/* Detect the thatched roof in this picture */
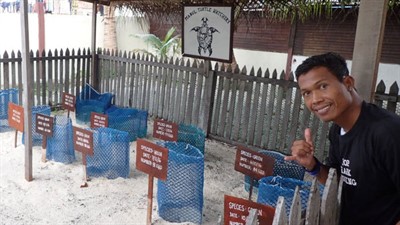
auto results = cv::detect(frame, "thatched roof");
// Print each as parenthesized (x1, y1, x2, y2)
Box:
(109, 0, 400, 23)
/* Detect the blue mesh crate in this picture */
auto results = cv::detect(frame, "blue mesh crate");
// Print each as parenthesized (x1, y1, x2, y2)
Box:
(86, 127, 130, 179)
(106, 106, 148, 142)
(46, 116, 75, 164)
(157, 141, 204, 225)
(177, 124, 206, 154)
(75, 84, 114, 125)
(257, 176, 324, 216)
(244, 150, 305, 191)
(22, 105, 51, 146)
(0, 88, 19, 132)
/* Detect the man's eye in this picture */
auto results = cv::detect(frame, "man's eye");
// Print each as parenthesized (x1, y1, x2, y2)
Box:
(302, 91, 310, 97)
(320, 84, 327, 89)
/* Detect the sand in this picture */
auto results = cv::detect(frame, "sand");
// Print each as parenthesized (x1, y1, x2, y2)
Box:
(0, 112, 249, 225)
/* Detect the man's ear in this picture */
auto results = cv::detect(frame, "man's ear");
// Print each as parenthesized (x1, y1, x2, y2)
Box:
(343, 75, 355, 90)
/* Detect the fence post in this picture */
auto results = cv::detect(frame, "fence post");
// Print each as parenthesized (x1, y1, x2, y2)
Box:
(245, 208, 259, 225)
(305, 178, 320, 225)
(320, 168, 339, 225)
(374, 80, 385, 107)
(199, 60, 216, 134)
(272, 196, 288, 225)
(387, 82, 399, 113)
(289, 186, 302, 225)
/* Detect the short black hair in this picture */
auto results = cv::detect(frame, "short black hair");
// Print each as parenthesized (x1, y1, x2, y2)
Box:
(295, 52, 349, 81)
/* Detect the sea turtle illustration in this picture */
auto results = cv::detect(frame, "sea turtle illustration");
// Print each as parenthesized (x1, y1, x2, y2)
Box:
(191, 17, 219, 56)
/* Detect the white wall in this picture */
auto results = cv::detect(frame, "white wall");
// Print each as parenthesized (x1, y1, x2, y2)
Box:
(0, 13, 104, 53)
(292, 55, 400, 93)
(231, 49, 399, 94)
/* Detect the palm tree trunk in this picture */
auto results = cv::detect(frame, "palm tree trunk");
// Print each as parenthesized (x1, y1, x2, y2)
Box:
(103, 4, 117, 51)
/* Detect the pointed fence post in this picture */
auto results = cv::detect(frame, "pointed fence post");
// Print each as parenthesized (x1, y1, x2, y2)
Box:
(272, 196, 288, 225)
(305, 178, 320, 225)
(320, 168, 339, 225)
(289, 186, 302, 225)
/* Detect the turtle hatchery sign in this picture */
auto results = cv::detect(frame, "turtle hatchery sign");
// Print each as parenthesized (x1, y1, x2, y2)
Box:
(153, 119, 178, 142)
(8, 102, 24, 132)
(136, 139, 169, 181)
(234, 146, 274, 181)
(62, 92, 75, 112)
(182, 4, 234, 62)
(224, 195, 275, 225)
(35, 113, 54, 137)
(90, 112, 108, 128)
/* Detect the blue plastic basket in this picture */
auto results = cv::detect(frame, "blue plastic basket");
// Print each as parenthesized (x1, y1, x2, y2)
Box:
(106, 106, 148, 142)
(244, 149, 305, 191)
(257, 176, 324, 215)
(75, 84, 114, 125)
(0, 88, 19, 132)
(46, 116, 75, 164)
(86, 127, 130, 179)
(157, 141, 204, 225)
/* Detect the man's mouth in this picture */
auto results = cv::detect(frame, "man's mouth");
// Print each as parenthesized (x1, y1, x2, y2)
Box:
(313, 104, 331, 115)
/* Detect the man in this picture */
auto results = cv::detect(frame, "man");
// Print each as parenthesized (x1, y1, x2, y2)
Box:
(284, 52, 400, 225)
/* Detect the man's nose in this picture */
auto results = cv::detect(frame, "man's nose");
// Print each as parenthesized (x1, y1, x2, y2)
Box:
(312, 91, 323, 103)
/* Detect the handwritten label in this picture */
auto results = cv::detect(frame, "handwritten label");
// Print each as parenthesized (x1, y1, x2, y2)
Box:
(152, 119, 178, 141)
(234, 146, 274, 180)
(73, 126, 93, 155)
(62, 92, 76, 112)
(8, 102, 24, 132)
(90, 112, 108, 128)
(35, 113, 54, 136)
(224, 195, 275, 225)
(136, 139, 168, 180)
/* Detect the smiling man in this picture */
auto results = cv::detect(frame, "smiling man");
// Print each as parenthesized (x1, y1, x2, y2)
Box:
(285, 52, 400, 225)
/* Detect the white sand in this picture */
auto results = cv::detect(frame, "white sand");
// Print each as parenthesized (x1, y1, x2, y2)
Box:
(0, 112, 249, 225)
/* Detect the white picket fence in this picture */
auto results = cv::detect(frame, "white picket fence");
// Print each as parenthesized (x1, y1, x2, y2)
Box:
(246, 168, 342, 225)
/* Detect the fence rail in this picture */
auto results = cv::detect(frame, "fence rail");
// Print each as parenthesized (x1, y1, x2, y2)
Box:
(1, 49, 399, 160)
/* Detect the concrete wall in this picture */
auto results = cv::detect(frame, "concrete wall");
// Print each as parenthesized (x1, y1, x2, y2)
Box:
(0, 13, 104, 53)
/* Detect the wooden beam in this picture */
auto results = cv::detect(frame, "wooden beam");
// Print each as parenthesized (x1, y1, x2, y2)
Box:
(20, 0, 34, 181)
(351, 0, 389, 102)
(91, 1, 99, 90)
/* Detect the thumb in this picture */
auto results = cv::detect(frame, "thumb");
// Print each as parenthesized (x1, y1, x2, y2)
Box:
(304, 128, 312, 144)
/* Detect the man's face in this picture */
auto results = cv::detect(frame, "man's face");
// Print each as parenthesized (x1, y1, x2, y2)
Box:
(298, 66, 353, 123)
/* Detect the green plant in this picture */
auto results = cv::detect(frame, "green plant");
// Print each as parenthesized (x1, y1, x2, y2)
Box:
(131, 27, 181, 59)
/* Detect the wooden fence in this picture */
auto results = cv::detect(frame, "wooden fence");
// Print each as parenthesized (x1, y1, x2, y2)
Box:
(0, 49, 91, 107)
(1, 49, 399, 160)
(245, 169, 342, 225)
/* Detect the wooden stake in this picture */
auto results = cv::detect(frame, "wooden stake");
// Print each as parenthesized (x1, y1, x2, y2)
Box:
(41, 136, 47, 162)
(248, 179, 254, 201)
(147, 175, 154, 225)
(80, 153, 88, 188)
(14, 130, 18, 148)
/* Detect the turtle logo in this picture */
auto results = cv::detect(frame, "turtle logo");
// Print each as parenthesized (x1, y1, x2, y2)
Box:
(191, 17, 219, 56)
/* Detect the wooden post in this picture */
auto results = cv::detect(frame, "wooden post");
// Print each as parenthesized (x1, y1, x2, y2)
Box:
(20, 0, 34, 182)
(147, 175, 154, 225)
(41, 136, 47, 162)
(351, 0, 389, 102)
(80, 153, 89, 188)
(248, 179, 254, 201)
(200, 60, 216, 135)
(14, 130, 18, 148)
(91, 1, 99, 90)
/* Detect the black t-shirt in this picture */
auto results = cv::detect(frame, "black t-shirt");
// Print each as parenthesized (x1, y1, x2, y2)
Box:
(327, 102, 400, 225)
